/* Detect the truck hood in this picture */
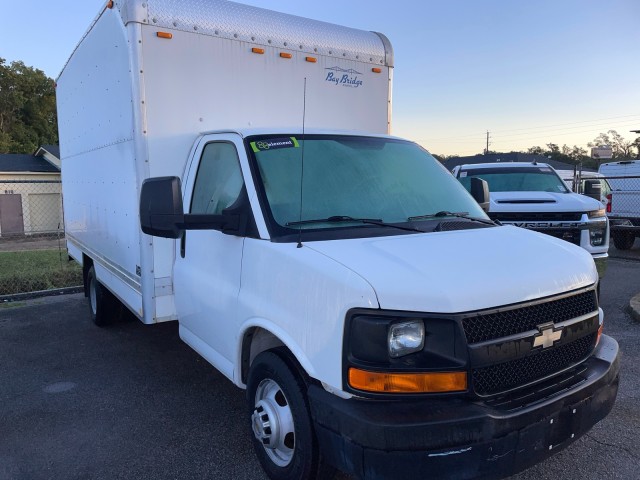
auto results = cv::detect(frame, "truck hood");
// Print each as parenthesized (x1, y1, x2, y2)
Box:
(306, 226, 597, 313)
(490, 191, 602, 213)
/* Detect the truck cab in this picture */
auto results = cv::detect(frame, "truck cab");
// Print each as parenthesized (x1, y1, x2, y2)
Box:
(140, 131, 619, 480)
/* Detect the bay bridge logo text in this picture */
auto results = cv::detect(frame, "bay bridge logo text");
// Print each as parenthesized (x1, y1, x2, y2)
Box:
(325, 67, 364, 88)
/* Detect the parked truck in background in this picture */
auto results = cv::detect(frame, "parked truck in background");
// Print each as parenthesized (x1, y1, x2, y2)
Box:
(556, 169, 611, 207)
(452, 162, 609, 278)
(599, 160, 640, 250)
(56, 1, 620, 479)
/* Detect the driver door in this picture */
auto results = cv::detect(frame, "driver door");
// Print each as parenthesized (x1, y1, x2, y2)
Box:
(173, 134, 246, 380)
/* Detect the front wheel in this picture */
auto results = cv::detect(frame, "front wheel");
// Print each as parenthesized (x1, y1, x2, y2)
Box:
(247, 351, 334, 480)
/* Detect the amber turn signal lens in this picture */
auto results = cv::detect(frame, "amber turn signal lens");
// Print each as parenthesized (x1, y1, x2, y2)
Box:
(348, 368, 467, 393)
(596, 323, 604, 346)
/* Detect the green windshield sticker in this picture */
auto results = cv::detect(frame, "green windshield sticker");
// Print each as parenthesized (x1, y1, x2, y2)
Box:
(250, 137, 299, 153)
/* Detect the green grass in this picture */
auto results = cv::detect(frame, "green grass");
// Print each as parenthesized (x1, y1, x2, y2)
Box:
(0, 250, 83, 296)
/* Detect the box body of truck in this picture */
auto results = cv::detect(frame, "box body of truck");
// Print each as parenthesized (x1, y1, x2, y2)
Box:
(57, 0, 393, 324)
(58, 2, 619, 480)
(598, 160, 640, 250)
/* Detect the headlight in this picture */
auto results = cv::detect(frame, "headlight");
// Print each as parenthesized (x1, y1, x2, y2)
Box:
(590, 228, 606, 246)
(588, 208, 606, 218)
(388, 320, 425, 358)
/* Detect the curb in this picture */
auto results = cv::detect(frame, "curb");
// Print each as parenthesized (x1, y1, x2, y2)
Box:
(631, 292, 640, 323)
(0, 286, 84, 304)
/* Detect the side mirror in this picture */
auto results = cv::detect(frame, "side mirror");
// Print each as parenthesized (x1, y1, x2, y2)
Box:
(140, 176, 186, 239)
(583, 179, 602, 201)
(140, 176, 242, 238)
(470, 177, 490, 212)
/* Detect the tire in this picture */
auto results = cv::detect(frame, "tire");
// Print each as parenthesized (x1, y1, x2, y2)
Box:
(247, 351, 335, 480)
(86, 266, 114, 326)
(612, 231, 635, 250)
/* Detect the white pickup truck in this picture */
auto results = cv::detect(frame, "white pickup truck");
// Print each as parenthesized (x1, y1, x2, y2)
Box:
(452, 162, 609, 277)
(56, 1, 619, 479)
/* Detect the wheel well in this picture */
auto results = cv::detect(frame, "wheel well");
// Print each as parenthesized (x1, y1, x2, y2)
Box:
(242, 328, 299, 384)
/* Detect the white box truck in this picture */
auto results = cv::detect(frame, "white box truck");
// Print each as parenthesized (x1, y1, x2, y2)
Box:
(599, 160, 640, 250)
(57, 1, 620, 479)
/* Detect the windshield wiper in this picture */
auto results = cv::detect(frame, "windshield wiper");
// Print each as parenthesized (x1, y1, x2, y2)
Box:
(286, 216, 424, 232)
(408, 211, 497, 226)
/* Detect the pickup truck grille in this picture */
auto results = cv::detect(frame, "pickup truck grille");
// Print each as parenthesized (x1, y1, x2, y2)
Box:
(541, 229, 582, 245)
(462, 290, 597, 344)
(472, 332, 597, 396)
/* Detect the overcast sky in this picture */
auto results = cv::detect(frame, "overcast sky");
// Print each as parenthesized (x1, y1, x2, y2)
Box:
(1, 0, 638, 156)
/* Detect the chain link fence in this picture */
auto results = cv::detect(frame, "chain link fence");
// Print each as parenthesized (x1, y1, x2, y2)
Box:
(0, 180, 82, 297)
(569, 173, 640, 251)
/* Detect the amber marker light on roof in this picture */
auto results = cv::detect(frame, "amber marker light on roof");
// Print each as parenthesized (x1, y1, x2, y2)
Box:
(107, 1, 114, 8)
(305, 57, 317, 63)
(279, 52, 293, 59)
(252, 48, 265, 54)
(372, 67, 382, 73)
(156, 32, 173, 39)
(348, 368, 467, 394)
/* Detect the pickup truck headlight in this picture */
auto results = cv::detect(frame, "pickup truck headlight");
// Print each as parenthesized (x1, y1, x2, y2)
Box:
(388, 320, 425, 358)
(588, 208, 606, 218)
(590, 228, 606, 246)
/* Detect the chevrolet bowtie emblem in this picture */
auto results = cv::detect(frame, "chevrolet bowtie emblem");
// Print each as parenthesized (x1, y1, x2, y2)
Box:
(533, 323, 563, 349)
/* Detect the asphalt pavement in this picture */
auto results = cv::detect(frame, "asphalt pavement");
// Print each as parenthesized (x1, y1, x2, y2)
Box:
(1, 257, 639, 480)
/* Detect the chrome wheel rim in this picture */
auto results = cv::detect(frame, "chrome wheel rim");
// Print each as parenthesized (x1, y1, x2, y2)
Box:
(251, 378, 295, 467)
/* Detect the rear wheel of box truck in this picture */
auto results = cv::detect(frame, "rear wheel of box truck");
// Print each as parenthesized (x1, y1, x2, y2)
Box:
(247, 351, 335, 480)
(87, 266, 116, 327)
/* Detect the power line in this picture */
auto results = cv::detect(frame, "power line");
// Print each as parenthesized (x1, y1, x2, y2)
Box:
(418, 113, 640, 142)
(490, 121, 640, 140)
(490, 114, 640, 134)
(494, 122, 640, 144)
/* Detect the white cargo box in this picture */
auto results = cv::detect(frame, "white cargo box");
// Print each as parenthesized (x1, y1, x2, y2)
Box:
(57, 0, 393, 324)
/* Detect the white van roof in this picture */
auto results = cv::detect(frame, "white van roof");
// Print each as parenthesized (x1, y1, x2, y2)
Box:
(599, 160, 640, 176)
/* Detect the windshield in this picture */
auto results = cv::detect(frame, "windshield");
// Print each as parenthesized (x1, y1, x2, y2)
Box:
(247, 135, 488, 239)
(458, 166, 570, 193)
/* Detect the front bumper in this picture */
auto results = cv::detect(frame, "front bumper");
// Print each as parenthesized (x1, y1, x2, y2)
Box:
(593, 253, 608, 278)
(309, 335, 619, 480)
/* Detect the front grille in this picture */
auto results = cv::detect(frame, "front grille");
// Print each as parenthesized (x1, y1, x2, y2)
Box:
(462, 290, 597, 344)
(472, 333, 597, 396)
(489, 211, 582, 222)
(483, 364, 588, 411)
(541, 229, 581, 245)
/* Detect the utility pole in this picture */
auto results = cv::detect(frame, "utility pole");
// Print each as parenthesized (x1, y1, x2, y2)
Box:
(485, 131, 491, 154)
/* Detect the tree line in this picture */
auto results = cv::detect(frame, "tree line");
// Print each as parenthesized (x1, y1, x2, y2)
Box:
(525, 130, 640, 168)
(0, 58, 58, 154)
(435, 129, 640, 168)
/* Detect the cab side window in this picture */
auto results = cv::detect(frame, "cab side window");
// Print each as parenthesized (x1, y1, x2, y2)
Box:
(190, 142, 244, 214)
